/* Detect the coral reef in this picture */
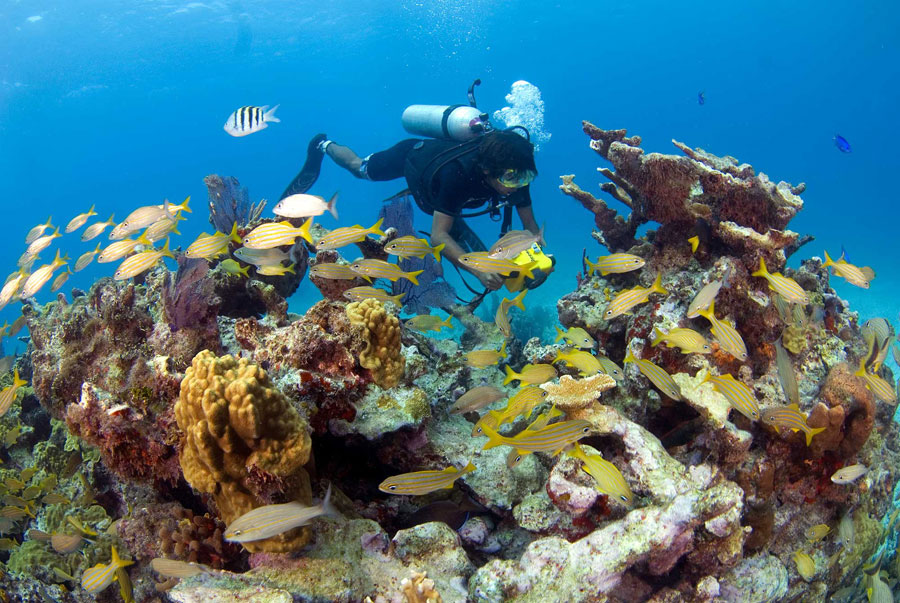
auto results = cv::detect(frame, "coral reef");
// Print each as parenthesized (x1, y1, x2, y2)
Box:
(346, 298, 405, 389)
(174, 350, 312, 552)
(204, 174, 265, 233)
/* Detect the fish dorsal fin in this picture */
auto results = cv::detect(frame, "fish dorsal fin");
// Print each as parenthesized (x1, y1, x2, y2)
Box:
(787, 403, 801, 413)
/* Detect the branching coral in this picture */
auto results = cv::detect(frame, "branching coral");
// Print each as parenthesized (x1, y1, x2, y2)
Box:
(540, 374, 616, 410)
(174, 350, 312, 552)
(346, 299, 405, 389)
(561, 122, 806, 266)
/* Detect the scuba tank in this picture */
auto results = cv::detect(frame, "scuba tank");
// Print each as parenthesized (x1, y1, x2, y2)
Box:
(401, 104, 489, 141)
(401, 79, 491, 141)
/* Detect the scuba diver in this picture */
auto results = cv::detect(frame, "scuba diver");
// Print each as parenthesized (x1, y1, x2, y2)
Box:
(281, 82, 553, 293)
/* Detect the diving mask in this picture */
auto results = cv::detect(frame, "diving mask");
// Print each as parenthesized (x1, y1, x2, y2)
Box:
(497, 169, 536, 189)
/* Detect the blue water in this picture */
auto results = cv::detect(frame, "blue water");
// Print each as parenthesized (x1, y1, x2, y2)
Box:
(1, 1, 898, 339)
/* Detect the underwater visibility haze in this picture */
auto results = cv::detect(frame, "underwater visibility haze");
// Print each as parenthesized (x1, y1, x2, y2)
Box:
(1, 1, 900, 601)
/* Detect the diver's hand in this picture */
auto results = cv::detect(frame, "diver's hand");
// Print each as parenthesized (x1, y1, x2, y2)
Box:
(474, 271, 504, 291)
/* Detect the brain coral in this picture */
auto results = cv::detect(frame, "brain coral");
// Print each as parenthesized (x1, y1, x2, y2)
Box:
(174, 350, 312, 552)
(346, 298, 404, 389)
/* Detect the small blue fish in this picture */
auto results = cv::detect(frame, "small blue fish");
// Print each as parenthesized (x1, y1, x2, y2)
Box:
(834, 134, 851, 153)
(698, 91, 705, 105)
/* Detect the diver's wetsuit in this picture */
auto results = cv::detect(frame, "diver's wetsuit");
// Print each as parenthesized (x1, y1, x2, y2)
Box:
(365, 138, 532, 215)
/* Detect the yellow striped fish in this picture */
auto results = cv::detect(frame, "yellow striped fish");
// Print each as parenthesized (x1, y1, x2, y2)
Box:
(703, 373, 759, 421)
(110, 199, 179, 239)
(143, 212, 186, 242)
(506, 406, 566, 467)
(379, 462, 476, 495)
(50, 269, 72, 292)
(585, 253, 645, 276)
(243, 219, 313, 249)
(0, 369, 28, 418)
(309, 262, 360, 280)
(568, 444, 633, 506)
(81, 546, 133, 594)
(459, 252, 535, 278)
(503, 363, 558, 386)
(496, 290, 527, 337)
(604, 273, 667, 320)
(81, 214, 115, 242)
(752, 257, 809, 304)
(342, 286, 406, 305)
(17, 250, 38, 271)
(74, 243, 102, 272)
(831, 464, 867, 485)
(65, 204, 97, 233)
(225, 484, 335, 543)
(651, 327, 711, 354)
(25, 227, 61, 257)
(316, 218, 385, 251)
(0, 271, 27, 308)
(466, 341, 507, 368)
(487, 228, 544, 260)
(98, 233, 153, 263)
(695, 301, 748, 361)
(855, 357, 896, 404)
(113, 239, 174, 281)
(792, 551, 815, 581)
(493, 386, 549, 426)
(20, 251, 69, 299)
(480, 420, 592, 458)
(553, 349, 603, 376)
(760, 404, 825, 446)
(823, 250, 874, 289)
(554, 326, 595, 349)
(597, 355, 624, 381)
(256, 263, 295, 276)
(384, 236, 444, 262)
(405, 314, 453, 333)
(25, 216, 53, 245)
(472, 408, 502, 436)
(185, 222, 243, 260)
(349, 259, 423, 284)
(623, 351, 682, 400)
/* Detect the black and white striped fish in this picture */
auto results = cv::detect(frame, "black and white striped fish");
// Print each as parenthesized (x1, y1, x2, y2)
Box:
(223, 104, 280, 137)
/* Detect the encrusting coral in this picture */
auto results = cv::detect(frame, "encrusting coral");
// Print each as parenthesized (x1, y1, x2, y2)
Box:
(174, 350, 312, 552)
(346, 298, 405, 389)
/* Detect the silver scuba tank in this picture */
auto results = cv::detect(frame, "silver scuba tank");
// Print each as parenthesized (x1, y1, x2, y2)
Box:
(401, 104, 489, 141)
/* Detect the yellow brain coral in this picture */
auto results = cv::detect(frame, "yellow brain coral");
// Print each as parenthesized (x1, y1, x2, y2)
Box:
(346, 298, 404, 389)
(175, 350, 312, 552)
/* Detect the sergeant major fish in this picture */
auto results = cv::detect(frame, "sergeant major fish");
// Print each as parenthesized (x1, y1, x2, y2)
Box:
(224, 104, 281, 137)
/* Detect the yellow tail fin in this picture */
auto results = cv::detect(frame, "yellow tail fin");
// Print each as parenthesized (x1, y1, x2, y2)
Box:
(806, 426, 826, 446)
(503, 365, 519, 386)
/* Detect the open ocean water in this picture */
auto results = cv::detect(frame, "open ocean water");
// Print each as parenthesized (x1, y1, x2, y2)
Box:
(1, 0, 898, 358)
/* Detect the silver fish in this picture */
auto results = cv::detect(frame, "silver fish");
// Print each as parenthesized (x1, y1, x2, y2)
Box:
(224, 484, 335, 543)
(775, 337, 799, 405)
(150, 558, 213, 578)
(831, 464, 867, 485)
(487, 226, 544, 260)
(450, 386, 505, 414)
(224, 104, 280, 137)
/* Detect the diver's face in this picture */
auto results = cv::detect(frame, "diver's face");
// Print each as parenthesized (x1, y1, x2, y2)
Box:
(483, 170, 520, 196)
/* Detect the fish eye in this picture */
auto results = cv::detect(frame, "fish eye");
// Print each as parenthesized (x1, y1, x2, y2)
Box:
(388, 485, 397, 490)
(620, 495, 628, 501)
(233, 529, 242, 535)
(541, 391, 548, 397)
(582, 427, 590, 433)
